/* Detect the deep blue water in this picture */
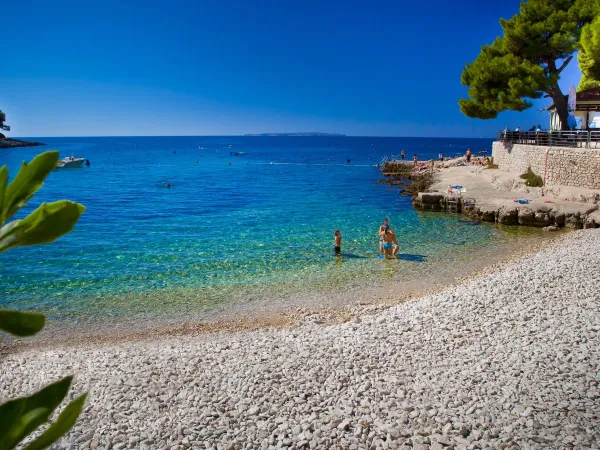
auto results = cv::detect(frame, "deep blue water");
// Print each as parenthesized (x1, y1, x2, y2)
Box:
(1, 136, 507, 322)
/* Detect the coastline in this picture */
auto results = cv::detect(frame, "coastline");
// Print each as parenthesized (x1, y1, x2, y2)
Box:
(5, 227, 564, 352)
(2, 229, 598, 449)
(389, 158, 600, 229)
(0, 137, 45, 149)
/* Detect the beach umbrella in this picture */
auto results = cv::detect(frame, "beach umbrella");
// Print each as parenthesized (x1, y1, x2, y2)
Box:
(567, 85, 577, 129)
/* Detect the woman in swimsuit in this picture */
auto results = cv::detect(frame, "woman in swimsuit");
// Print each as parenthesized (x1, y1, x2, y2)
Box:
(378, 219, 389, 255)
(379, 224, 399, 259)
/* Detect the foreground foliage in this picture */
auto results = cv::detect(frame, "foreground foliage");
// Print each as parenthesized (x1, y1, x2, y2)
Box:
(0, 151, 87, 449)
(460, 0, 599, 129)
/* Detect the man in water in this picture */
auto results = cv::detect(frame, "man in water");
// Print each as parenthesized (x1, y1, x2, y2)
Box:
(334, 229, 342, 255)
(379, 224, 399, 259)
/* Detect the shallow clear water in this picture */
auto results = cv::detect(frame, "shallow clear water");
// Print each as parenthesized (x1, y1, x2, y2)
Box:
(1, 136, 524, 323)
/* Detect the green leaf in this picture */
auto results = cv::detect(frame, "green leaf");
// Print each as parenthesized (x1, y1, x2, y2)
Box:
(23, 394, 87, 450)
(1, 151, 59, 224)
(0, 377, 72, 450)
(0, 200, 85, 254)
(0, 166, 8, 224)
(0, 310, 45, 336)
(0, 406, 51, 450)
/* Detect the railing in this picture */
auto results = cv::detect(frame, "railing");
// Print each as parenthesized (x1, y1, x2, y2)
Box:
(497, 130, 600, 148)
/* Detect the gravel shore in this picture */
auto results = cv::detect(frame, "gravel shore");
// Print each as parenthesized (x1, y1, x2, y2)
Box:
(2, 230, 599, 450)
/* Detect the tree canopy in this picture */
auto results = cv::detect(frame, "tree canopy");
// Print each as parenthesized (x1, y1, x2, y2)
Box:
(0, 110, 10, 132)
(578, 14, 600, 91)
(459, 0, 599, 130)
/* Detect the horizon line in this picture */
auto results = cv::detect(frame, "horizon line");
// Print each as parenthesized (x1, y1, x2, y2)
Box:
(8, 134, 496, 139)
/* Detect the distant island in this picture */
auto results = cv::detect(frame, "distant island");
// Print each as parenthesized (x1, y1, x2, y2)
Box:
(244, 132, 346, 137)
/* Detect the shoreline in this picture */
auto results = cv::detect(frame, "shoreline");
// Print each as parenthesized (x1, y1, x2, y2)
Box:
(2, 229, 598, 449)
(0, 137, 45, 149)
(384, 157, 600, 229)
(4, 228, 566, 353)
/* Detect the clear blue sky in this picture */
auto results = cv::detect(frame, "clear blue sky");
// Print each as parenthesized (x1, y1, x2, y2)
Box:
(2, 0, 583, 138)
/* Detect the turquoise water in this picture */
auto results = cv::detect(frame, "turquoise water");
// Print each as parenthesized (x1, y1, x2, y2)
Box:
(1, 136, 518, 323)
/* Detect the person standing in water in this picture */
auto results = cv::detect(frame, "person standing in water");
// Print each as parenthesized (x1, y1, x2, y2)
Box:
(334, 230, 342, 255)
(379, 224, 399, 259)
(378, 219, 389, 255)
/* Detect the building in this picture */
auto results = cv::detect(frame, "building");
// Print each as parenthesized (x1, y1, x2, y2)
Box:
(549, 87, 600, 130)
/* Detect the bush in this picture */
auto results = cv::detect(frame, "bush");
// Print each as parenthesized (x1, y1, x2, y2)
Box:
(520, 167, 543, 187)
(486, 157, 499, 169)
(0, 151, 87, 449)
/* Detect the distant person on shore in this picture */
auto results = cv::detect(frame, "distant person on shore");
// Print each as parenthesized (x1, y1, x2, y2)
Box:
(334, 230, 342, 255)
(465, 148, 472, 163)
(401, 149, 405, 160)
(438, 152, 444, 161)
(379, 224, 399, 259)
(413, 154, 418, 167)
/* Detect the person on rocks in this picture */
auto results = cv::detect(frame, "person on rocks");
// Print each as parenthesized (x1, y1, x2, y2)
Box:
(379, 223, 399, 259)
(413, 154, 418, 168)
(401, 149, 405, 160)
(465, 148, 472, 163)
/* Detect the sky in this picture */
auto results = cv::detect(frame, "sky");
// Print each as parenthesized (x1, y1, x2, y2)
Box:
(1, 0, 584, 138)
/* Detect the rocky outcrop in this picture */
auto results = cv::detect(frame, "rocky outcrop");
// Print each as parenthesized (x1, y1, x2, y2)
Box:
(0, 138, 44, 149)
(414, 195, 600, 229)
(412, 193, 444, 211)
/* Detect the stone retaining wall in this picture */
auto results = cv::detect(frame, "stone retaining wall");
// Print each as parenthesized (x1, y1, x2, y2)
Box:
(492, 141, 600, 189)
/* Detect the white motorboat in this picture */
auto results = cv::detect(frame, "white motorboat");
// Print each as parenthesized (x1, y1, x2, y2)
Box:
(56, 156, 89, 168)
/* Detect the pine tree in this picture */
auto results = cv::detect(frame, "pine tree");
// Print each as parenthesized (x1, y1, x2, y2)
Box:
(459, 0, 599, 130)
(578, 15, 600, 91)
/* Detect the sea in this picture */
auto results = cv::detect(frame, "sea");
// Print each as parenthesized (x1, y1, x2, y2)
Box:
(1, 136, 540, 328)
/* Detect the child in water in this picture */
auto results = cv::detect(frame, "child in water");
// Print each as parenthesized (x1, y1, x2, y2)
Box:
(334, 230, 342, 255)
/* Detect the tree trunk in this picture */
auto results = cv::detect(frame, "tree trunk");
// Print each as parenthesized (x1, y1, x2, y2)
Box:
(549, 84, 569, 131)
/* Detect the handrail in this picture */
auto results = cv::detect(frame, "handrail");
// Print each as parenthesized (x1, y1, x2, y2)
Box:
(497, 130, 600, 148)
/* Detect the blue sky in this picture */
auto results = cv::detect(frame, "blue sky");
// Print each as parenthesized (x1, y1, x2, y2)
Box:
(2, 0, 583, 138)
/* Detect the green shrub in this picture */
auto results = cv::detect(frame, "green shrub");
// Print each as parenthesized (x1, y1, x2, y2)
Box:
(520, 167, 543, 187)
(0, 151, 87, 449)
(486, 157, 499, 169)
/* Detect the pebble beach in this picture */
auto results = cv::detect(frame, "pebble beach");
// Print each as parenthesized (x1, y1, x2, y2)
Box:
(2, 229, 599, 449)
